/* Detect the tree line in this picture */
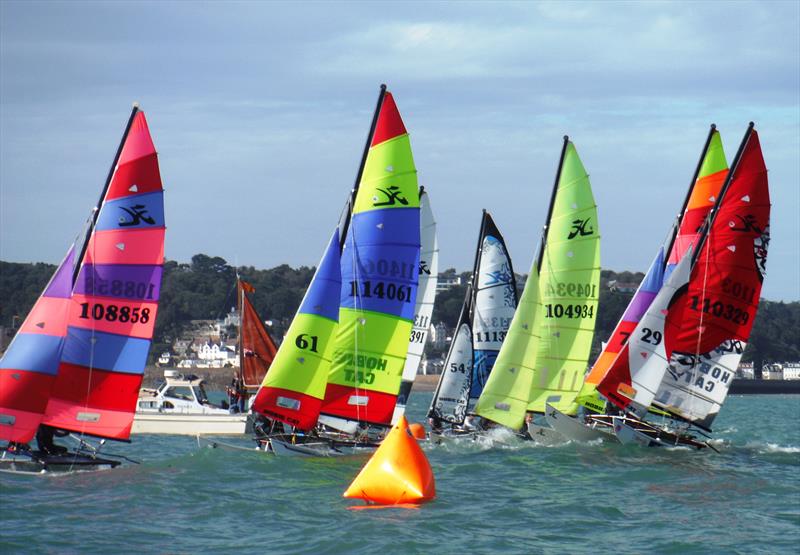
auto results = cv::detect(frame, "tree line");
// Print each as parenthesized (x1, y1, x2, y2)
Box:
(2, 255, 797, 371)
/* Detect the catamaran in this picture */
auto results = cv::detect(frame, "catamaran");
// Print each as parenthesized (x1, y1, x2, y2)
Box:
(474, 136, 601, 442)
(248, 85, 423, 456)
(598, 123, 770, 449)
(547, 124, 730, 443)
(427, 211, 518, 436)
(0, 106, 166, 473)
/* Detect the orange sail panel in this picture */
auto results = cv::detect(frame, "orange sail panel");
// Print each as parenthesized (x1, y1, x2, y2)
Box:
(41, 109, 165, 441)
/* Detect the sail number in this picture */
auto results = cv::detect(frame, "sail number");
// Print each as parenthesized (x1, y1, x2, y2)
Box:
(410, 330, 427, 344)
(689, 296, 750, 325)
(544, 304, 595, 319)
(640, 327, 662, 345)
(349, 280, 413, 303)
(721, 278, 756, 304)
(474, 331, 507, 342)
(449, 363, 466, 373)
(84, 277, 155, 300)
(546, 282, 597, 299)
(295, 334, 319, 353)
(78, 303, 150, 323)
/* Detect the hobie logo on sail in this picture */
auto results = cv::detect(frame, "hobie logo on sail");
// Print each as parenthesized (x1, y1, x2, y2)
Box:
(567, 218, 594, 239)
(337, 352, 388, 371)
(667, 349, 735, 393)
(118, 204, 156, 227)
(372, 185, 408, 207)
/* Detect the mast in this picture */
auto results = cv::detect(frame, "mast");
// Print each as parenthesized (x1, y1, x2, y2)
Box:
(339, 85, 388, 249)
(72, 104, 140, 285)
(691, 122, 755, 266)
(537, 136, 569, 274)
(662, 124, 718, 262)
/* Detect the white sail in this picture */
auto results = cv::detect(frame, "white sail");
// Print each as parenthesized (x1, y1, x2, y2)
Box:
(429, 323, 474, 423)
(624, 247, 693, 418)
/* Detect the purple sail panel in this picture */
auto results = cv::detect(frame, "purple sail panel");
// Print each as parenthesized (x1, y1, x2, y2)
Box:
(75, 264, 163, 301)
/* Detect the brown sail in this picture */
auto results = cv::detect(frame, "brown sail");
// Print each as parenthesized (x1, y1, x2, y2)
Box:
(238, 280, 278, 390)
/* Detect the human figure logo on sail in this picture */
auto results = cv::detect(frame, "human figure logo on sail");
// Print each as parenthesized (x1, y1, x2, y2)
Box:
(567, 218, 594, 239)
(118, 204, 156, 227)
(728, 214, 762, 234)
(373, 185, 409, 207)
(419, 260, 431, 275)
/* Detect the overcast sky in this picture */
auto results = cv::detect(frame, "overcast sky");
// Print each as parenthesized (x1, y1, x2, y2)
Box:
(1, 1, 798, 301)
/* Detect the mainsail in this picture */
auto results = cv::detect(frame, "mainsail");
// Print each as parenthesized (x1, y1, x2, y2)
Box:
(599, 124, 769, 430)
(321, 88, 421, 427)
(475, 137, 600, 429)
(428, 211, 517, 424)
(392, 187, 438, 423)
(0, 107, 166, 442)
(577, 126, 728, 412)
(252, 230, 342, 430)
(237, 279, 278, 390)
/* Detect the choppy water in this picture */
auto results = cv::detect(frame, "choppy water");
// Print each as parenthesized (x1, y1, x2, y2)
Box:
(1, 393, 798, 554)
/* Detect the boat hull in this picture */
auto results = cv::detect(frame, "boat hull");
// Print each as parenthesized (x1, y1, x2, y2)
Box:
(131, 412, 250, 435)
(544, 403, 616, 443)
(612, 416, 708, 449)
(0, 449, 120, 475)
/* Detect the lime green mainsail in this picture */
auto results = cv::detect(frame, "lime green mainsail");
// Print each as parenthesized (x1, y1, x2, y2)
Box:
(475, 138, 600, 429)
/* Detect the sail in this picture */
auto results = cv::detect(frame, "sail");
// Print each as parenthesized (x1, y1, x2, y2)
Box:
(578, 126, 728, 411)
(476, 137, 599, 428)
(0, 247, 77, 443)
(392, 188, 438, 423)
(653, 126, 770, 429)
(526, 141, 600, 415)
(470, 212, 518, 401)
(238, 280, 278, 390)
(36, 108, 166, 440)
(321, 89, 421, 427)
(597, 247, 694, 417)
(428, 211, 516, 424)
(252, 230, 342, 430)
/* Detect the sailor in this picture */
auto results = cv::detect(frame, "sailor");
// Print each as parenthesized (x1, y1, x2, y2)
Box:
(428, 415, 443, 433)
(36, 425, 68, 456)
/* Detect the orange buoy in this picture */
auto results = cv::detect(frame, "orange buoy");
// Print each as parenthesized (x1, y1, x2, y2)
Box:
(343, 415, 435, 505)
(408, 422, 427, 440)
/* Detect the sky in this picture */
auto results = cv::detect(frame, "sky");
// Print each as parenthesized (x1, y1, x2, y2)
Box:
(1, 1, 798, 301)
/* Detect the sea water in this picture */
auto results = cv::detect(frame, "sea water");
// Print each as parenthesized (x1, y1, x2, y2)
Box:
(1, 393, 798, 555)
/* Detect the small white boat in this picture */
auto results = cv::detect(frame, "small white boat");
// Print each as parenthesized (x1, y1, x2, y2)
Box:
(132, 371, 251, 435)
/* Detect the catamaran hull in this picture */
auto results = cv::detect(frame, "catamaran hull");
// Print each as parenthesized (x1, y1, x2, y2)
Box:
(544, 404, 616, 443)
(0, 449, 120, 475)
(612, 416, 708, 449)
(131, 412, 251, 435)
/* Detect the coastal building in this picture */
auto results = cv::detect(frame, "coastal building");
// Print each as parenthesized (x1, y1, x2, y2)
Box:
(430, 322, 449, 349)
(737, 362, 755, 379)
(436, 274, 462, 292)
(782, 363, 800, 380)
(762, 364, 783, 380)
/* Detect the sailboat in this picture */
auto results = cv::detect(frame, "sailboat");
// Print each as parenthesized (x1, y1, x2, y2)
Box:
(392, 187, 438, 424)
(599, 123, 770, 448)
(133, 278, 276, 435)
(250, 85, 422, 456)
(0, 106, 166, 473)
(547, 125, 729, 442)
(474, 137, 600, 440)
(427, 211, 518, 435)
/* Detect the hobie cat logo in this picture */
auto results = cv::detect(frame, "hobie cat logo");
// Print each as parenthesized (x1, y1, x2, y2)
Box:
(729, 214, 762, 234)
(118, 204, 156, 227)
(419, 260, 431, 275)
(567, 218, 594, 239)
(373, 185, 409, 207)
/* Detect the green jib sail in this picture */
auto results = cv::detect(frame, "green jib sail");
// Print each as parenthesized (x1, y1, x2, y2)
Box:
(475, 138, 600, 429)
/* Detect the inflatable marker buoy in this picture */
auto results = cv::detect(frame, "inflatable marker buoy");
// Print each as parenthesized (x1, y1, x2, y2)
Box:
(408, 422, 427, 440)
(343, 415, 435, 506)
